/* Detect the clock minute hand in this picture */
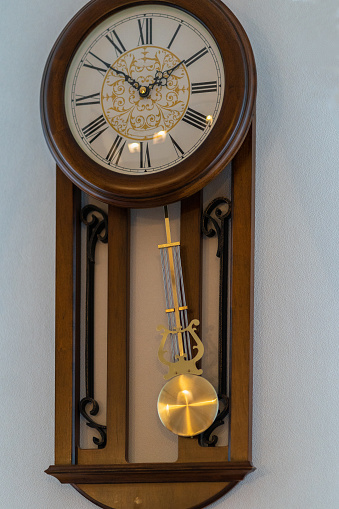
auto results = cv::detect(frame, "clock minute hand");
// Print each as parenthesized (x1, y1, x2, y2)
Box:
(149, 60, 185, 90)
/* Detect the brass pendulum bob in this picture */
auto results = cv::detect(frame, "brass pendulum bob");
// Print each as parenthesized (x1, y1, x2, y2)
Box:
(158, 374, 218, 437)
(157, 207, 218, 437)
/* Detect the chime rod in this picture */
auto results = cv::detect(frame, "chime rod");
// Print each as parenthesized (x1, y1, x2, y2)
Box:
(174, 246, 192, 360)
(162, 206, 184, 357)
(160, 249, 178, 359)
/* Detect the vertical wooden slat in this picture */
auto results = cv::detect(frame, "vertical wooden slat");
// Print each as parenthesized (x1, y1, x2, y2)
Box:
(177, 193, 202, 461)
(229, 120, 255, 461)
(105, 205, 130, 463)
(55, 167, 80, 464)
(72, 183, 81, 464)
(77, 205, 130, 465)
(180, 192, 203, 324)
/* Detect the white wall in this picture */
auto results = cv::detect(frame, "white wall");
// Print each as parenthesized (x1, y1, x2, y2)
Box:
(1, 0, 338, 508)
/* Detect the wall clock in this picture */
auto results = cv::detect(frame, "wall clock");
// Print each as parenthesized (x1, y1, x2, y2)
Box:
(41, 0, 255, 207)
(41, 0, 256, 507)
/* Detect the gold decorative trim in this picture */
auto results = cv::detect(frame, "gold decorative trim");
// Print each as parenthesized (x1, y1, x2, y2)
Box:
(158, 241, 180, 249)
(166, 306, 188, 313)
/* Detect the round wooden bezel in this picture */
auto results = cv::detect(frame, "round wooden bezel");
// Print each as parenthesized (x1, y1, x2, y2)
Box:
(41, 0, 256, 208)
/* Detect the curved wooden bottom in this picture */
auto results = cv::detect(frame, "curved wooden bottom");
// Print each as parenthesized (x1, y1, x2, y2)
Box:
(73, 481, 238, 509)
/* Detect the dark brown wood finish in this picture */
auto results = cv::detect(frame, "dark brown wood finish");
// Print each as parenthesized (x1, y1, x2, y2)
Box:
(77, 205, 130, 466)
(230, 119, 255, 462)
(55, 168, 81, 464)
(41, 0, 256, 207)
(46, 461, 254, 484)
(74, 481, 238, 509)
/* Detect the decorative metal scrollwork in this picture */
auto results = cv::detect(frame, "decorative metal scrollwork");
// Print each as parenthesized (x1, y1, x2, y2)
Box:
(200, 197, 231, 447)
(79, 397, 107, 449)
(198, 395, 229, 447)
(79, 205, 108, 449)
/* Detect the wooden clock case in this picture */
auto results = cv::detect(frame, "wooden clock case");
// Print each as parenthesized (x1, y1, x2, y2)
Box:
(40, 0, 256, 508)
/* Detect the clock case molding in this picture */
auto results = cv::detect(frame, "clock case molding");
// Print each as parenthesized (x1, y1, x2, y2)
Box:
(41, 0, 257, 508)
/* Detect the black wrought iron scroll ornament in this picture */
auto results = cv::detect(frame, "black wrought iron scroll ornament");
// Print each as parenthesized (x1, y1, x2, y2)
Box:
(79, 205, 108, 449)
(199, 197, 231, 447)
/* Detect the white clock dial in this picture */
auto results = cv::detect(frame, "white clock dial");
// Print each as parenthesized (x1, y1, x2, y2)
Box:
(65, 4, 225, 175)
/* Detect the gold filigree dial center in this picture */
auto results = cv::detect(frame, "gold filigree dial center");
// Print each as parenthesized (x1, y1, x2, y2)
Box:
(102, 46, 190, 141)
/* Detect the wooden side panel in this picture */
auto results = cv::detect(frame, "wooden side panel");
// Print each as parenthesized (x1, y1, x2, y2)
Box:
(105, 205, 130, 462)
(229, 120, 255, 461)
(180, 192, 202, 325)
(55, 167, 80, 464)
(78, 205, 130, 465)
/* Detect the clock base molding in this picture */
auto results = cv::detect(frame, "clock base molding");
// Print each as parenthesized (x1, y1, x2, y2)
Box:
(74, 481, 239, 509)
(45, 461, 255, 484)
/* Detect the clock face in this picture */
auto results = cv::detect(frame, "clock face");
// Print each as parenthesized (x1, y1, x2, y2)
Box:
(64, 4, 225, 175)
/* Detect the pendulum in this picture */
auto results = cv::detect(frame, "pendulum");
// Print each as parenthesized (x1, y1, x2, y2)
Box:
(157, 206, 218, 437)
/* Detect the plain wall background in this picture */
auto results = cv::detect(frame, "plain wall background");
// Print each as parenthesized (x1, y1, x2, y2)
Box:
(0, 0, 338, 508)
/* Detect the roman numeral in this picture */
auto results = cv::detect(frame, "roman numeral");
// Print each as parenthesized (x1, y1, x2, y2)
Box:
(138, 18, 152, 45)
(184, 48, 208, 68)
(106, 135, 126, 165)
(83, 51, 111, 76)
(140, 142, 151, 169)
(105, 30, 126, 57)
(182, 107, 207, 131)
(192, 81, 218, 94)
(75, 92, 101, 106)
(82, 115, 108, 143)
(169, 134, 184, 158)
(167, 24, 182, 49)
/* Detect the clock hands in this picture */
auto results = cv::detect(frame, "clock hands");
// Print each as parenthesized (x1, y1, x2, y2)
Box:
(110, 66, 153, 98)
(110, 60, 185, 99)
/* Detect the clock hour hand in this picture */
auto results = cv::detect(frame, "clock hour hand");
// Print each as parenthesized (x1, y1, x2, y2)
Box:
(110, 66, 142, 91)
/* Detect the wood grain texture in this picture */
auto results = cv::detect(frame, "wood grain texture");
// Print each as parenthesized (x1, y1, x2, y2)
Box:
(74, 482, 237, 509)
(46, 461, 254, 484)
(78, 205, 130, 465)
(229, 121, 255, 461)
(55, 168, 80, 464)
